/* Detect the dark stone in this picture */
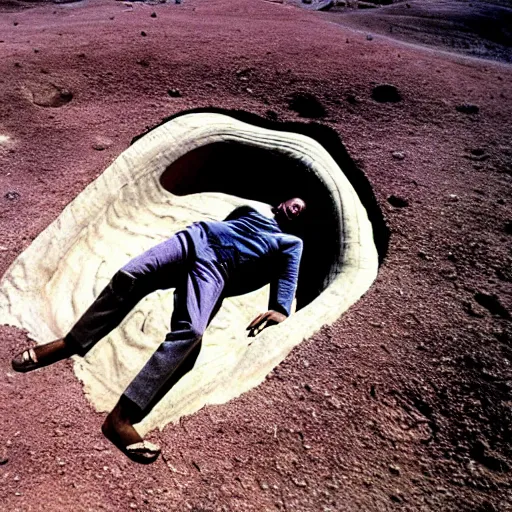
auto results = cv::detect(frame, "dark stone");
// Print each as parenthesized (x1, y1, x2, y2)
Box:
(372, 83, 402, 103)
(167, 89, 182, 98)
(504, 220, 512, 235)
(137, 59, 150, 67)
(456, 104, 479, 114)
(474, 292, 510, 319)
(141, 31, 147, 37)
(387, 195, 409, 208)
(151, 12, 157, 17)
(288, 92, 326, 118)
(4, 191, 20, 201)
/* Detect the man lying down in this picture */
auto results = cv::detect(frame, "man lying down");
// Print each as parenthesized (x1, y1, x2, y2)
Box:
(12, 197, 306, 464)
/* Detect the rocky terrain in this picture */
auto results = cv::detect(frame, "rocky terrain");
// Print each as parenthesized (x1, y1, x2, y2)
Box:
(0, 0, 511, 510)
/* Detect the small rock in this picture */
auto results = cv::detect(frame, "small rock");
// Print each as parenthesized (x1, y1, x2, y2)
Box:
(448, 194, 459, 202)
(54, 429, 64, 437)
(141, 31, 147, 37)
(372, 83, 402, 103)
(167, 88, 182, 98)
(387, 195, 409, 208)
(92, 137, 113, 151)
(129, 504, 137, 510)
(389, 464, 400, 475)
(456, 104, 479, 114)
(150, 12, 157, 17)
(14, 22, 19, 26)
(392, 151, 405, 160)
(260, 481, 269, 490)
(137, 59, 150, 67)
(0, 455, 8, 465)
(366, 33, 373, 40)
(504, 220, 512, 235)
(4, 191, 20, 201)
(390, 494, 402, 503)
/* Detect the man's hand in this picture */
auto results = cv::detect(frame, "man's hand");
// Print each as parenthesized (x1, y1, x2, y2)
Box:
(247, 310, 287, 337)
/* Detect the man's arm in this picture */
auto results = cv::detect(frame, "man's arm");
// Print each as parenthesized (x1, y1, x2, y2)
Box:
(247, 236, 303, 337)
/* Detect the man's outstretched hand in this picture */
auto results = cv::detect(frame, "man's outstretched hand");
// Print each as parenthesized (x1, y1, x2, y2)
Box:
(247, 310, 287, 337)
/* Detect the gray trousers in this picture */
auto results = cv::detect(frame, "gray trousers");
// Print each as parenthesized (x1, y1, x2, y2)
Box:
(65, 228, 226, 413)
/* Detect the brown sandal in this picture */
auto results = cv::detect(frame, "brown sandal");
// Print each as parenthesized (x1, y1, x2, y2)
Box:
(12, 348, 41, 373)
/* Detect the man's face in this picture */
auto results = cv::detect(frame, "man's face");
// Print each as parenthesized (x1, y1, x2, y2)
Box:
(275, 197, 306, 222)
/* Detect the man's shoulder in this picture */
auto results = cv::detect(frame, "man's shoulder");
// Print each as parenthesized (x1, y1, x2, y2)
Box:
(223, 205, 258, 221)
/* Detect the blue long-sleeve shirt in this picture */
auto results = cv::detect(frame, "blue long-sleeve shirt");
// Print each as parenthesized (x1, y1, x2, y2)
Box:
(187, 206, 303, 316)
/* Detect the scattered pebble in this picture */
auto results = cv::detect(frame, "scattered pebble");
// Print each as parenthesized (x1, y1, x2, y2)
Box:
(150, 12, 157, 18)
(167, 88, 182, 98)
(141, 31, 147, 37)
(392, 151, 405, 160)
(92, 137, 113, 151)
(4, 191, 20, 201)
(389, 464, 400, 475)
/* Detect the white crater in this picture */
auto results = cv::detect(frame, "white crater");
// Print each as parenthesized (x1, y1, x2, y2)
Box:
(0, 113, 378, 435)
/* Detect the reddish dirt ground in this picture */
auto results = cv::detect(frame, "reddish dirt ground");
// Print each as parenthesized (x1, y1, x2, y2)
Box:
(0, 0, 511, 510)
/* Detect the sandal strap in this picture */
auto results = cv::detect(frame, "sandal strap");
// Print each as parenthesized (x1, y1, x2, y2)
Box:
(22, 349, 38, 364)
(126, 440, 160, 454)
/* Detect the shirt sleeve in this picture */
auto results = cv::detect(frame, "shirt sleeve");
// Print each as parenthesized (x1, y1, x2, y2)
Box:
(268, 235, 303, 317)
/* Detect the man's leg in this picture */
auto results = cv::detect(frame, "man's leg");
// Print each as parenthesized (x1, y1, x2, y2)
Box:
(102, 256, 225, 454)
(12, 232, 191, 371)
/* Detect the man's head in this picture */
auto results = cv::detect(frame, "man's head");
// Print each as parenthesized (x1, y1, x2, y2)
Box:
(272, 197, 307, 225)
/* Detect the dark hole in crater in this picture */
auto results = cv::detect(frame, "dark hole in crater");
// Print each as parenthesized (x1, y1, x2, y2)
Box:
(134, 108, 389, 311)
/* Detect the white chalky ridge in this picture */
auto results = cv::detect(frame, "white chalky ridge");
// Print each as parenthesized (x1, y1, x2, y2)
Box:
(0, 113, 378, 435)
